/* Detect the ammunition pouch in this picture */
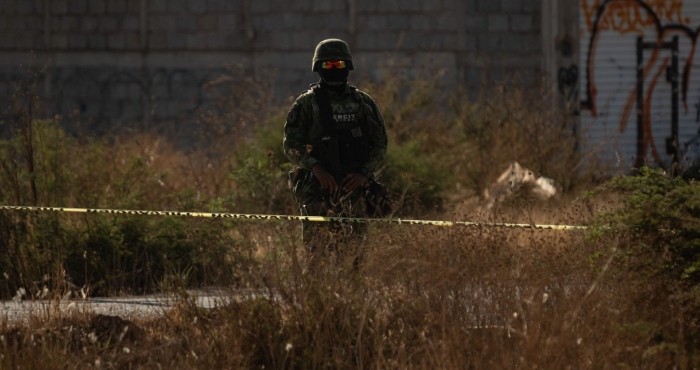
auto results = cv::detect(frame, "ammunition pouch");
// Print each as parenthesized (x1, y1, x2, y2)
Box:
(337, 128, 370, 165)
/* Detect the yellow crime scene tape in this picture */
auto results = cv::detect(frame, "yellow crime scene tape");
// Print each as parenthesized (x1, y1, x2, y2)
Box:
(0, 205, 588, 231)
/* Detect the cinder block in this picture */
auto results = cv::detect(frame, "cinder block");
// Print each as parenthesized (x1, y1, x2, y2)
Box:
(320, 13, 347, 29)
(147, 32, 166, 49)
(99, 16, 120, 31)
(152, 100, 177, 119)
(149, 0, 166, 12)
(464, 34, 477, 50)
(358, 0, 378, 12)
(166, 33, 187, 48)
(207, 0, 230, 12)
(81, 16, 99, 31)
(312, 0, 332, 12)
(175, 15, 197, 31)
(522, 0, 539, 12)
(188, 0, 206, 13)
(302, 13, 323, 29)
(67, 0, 87, 13)
(358, 15, 381, 30)
(463, 15, 487, 31)
(442, 33, 458, 50)
(528, 33, 541, 50)
(282, 13, 303, 29)
(259, 14, 284, 30)
(487, 14, 508, 31)
(376, 0, 399, 12)
(442, 0, 463, 11)
(68, 33, 87, 49)
(532, 13, 541, 31)
(14, 33, 34, 49)
(290, 2, 312, 12)
(500, 33, 527, 51)
(61, 16, 79, 32)
(124, 15, 140, 30)
(108, 33, 126, 49)
(126, 31, 140, 49)
(186, 33, 208, 49)
(436, 13, 458, 31)
(500, 0, 521, 12)
(87, 34, 107, 49)
(488, 69, 503, 82)
(410, 15, 432, 30)
(0, 1, 18, 15)
(385, 14, 410, 30)
(51, 17, 61, 31)
(251, 0, 271, 13)
(224, 34, 243, 49)
(107, 0, 126, 13)
(197, 15, 218, 30)
(464, 0, 477, 11)
(291, 31, 315, 50)
(374, 32, 402, 49)
(127, 0, 142, 12)
(206, 33, 226, 49)
(0, 33, 15, 48)
(150, 15, 176, 31)
(270, 31, 293, 50)
(51, 34, 68, 48)
(9, 17, 21, 31)
(25, 15, 43, 31)
(421, 0, 440, 11)
(398, 0, 421, 11)
(477, 0, 498, 12)
(477, 33, 500, 51)
(509, 14, 531, 31)
(167, 0, 187, 12)
(51, 0, 68, 14)
(217, 14, 237, 30)
(88, 0, 105, 13)
(17, 0, 35, 14)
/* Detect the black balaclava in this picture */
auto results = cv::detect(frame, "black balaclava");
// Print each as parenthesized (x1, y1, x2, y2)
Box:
(318, 66, 349, 94)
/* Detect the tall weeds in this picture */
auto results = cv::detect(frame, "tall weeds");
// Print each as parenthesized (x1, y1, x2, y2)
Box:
(0, 66, 697, 368)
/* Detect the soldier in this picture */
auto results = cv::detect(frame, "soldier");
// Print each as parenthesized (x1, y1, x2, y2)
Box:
(283, 38, 389, 264)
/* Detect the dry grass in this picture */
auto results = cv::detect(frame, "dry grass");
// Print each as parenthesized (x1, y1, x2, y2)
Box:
(0, 67, 697, 368)
(1, 223, 691, 369)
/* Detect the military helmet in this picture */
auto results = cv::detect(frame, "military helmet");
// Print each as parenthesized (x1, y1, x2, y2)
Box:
(312, 38, 354, 72)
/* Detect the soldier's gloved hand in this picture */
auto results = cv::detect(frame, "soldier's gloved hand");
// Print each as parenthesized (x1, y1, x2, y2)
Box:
(342, 172, 368, 192)
(312, 164, 338, 193)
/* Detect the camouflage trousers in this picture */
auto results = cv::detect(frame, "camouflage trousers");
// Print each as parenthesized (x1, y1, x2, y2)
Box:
(295, 174, 369, 269)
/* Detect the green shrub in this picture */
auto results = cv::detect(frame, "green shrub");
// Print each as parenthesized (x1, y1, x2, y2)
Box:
(588, 167, 700, 358)
(0, 106, 247, 298)
(590, 167, 700, 286)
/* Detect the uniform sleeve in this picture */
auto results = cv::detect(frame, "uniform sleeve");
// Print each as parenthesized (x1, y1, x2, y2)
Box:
(362, 95, 388, 173)
(283, 96, 322, 171)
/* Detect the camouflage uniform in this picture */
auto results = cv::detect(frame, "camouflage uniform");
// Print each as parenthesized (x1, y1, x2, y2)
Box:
(283, 39, 388, 248)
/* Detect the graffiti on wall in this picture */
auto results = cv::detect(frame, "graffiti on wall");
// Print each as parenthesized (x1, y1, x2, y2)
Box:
(580, 0, 700, 169)
(582, 0, 689, 34)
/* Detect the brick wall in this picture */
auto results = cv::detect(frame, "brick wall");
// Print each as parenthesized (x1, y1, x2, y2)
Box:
(0, 0, 543, 128)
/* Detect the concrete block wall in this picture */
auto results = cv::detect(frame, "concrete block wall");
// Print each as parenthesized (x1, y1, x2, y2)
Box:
(0, 0, 544, 128)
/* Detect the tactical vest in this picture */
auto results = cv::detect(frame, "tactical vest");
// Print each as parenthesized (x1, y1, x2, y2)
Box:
(309, 84, 373, 175)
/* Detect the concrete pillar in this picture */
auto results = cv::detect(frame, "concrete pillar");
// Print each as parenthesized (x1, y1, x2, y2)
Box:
(541, 0, 580, 110)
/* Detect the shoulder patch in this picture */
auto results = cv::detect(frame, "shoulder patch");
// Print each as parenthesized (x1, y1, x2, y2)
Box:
(287, 104, 299, 125)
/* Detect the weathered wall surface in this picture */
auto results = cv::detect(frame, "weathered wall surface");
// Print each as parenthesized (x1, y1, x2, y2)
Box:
(0, 0, 544, 128)
(578, 0, 700, 172)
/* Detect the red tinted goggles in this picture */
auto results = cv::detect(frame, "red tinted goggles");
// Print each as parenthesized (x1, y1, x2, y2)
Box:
(320, 60, 347, 69)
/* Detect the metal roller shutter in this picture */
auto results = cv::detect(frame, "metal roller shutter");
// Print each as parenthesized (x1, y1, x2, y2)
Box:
(579, 0, 700, 173)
